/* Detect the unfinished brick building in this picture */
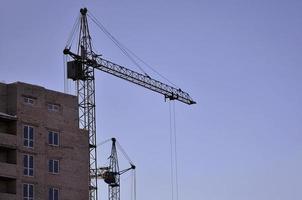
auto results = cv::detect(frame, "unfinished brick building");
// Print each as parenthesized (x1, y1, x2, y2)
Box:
(0, 82, 89, 200)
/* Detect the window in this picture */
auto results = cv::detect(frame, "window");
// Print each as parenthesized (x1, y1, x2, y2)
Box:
(48, 131, 59, 146)
(48, 160, 59, 174)
(48, 104, 60, 112)
(48, 187, 59, 200)
(23, 183, 34, 200)
(23, 125, 34, 148)
(24, 97, 35, 105)
(23, 154, 34, 176)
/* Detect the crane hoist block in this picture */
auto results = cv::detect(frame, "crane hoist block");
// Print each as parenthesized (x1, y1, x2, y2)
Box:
(67, 60, 84, 80)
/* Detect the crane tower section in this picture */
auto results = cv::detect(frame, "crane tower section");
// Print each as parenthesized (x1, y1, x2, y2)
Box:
(65, 8, 98, 200)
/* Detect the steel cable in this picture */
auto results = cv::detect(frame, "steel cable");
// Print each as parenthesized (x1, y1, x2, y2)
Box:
(116, 141, 134, 165)
(169, 101, 175, 200)
(173, 101, 179, 200)
(87, 11, 179, 88)
(87, 13, 149, 76)
(65, 14, 81, 48)
(96, 138, 112, 147)
(169, 101, 180, 200)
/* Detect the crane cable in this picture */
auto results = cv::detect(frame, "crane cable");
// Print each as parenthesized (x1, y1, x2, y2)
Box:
(116, 141, 137, 200)
(65, 10, 180, 89)
(87, 11, 179, 88)
(131, 169, 137, 200)
(64, 14, 80, 96)
(96, 138, 112, 147)
(87, 12, 149, 76)
(116, 141, 134, 166)
(173, 102, 179, 200)
(96, 139, 134, 166)
(169, 101, 179, 200)
(134, 169, 136, 200)
(65, 14, 81, 49)
(63, 54, 74, 94)
(169, 101, 174, 200)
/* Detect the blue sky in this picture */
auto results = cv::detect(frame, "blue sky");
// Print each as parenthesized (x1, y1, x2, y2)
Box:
(1, 0, 302, 200)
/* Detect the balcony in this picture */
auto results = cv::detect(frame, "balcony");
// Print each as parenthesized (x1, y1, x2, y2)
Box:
(0, 162, 17, 178)
(0, 112, 17, 121)
(0, 146, 17, 165)
(0, 192, 16, 200)
(0, 177, 16, 200)
(0, 112, 17, 137)
(0, 146, 17, 178)
(0, 133, 17, 148)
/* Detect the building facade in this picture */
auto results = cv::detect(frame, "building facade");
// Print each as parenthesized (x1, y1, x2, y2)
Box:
(0, 82, 89, 200)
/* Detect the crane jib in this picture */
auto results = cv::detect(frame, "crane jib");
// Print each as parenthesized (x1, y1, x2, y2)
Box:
(65, 50, 196, 105)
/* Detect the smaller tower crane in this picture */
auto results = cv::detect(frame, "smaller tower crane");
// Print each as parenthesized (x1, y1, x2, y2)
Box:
(95, 138, 136, 200)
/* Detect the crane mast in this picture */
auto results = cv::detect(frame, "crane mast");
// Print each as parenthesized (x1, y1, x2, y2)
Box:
(93, 138, 136, 200)
(63, 7, 196, 200)
(97, 138, 136, 200)
(108, 139, 120, 200)
(67, 8, 98, 200)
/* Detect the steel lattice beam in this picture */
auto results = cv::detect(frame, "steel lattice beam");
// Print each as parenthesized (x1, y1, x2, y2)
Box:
(64, 49, 196, 105)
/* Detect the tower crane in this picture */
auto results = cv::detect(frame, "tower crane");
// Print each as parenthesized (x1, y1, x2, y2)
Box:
(95, 138, 136, 200)
(63, 7, 195, 200)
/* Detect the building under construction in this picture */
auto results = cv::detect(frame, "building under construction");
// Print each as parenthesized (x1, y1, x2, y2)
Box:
(0, 82, 89, 200)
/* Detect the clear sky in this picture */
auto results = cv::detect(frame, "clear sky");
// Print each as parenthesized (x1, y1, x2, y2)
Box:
(1, 0, 302, 200)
